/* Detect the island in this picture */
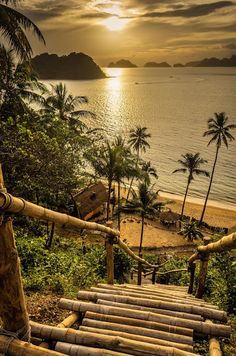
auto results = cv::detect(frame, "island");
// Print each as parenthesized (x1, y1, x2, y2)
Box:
(108, 59, 137, 68)
(185, 55, 236, 67)
(144, 61, 171, 68)
(173, 63, 184, 68)
(32, 52, 106, 80)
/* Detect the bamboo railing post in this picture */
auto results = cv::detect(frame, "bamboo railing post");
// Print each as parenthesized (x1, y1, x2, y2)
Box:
(152, 268, 157, 285)
(0, 163, 30, 341)
(105, 221, 115, 285)
(195, 237, 212, 299)
(188, 263, 196, 294)
(137, 254, 142, 286)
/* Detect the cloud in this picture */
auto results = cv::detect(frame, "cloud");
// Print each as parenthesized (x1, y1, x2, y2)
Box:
(79, 12, 116, 19)
(141, 1, 235, 18)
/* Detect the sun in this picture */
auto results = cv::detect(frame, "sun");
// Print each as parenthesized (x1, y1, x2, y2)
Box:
(102, 16, 128, 31)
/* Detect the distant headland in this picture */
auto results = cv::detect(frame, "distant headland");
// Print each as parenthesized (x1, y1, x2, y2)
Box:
(108, 59, 137, 68)
(107, 55, 236, 68)
(144, 62, 171, 68)
(32, 52, 106, 80)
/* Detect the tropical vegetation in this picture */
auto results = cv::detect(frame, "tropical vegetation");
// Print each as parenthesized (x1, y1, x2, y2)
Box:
(172, 153, 209, 220)
(0, 0, 45, 59)
(200, 112, 236, 223)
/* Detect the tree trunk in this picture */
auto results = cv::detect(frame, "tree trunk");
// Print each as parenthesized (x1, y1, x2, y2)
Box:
(180, 178, 190, 220)
(138, 213, 145, 285)
(126, 151, 139, 201)
(106, 179, 112, 221)
(117, 180, 121, 230)
(46, 222, 55, 249)
(200, 146, 219, 224)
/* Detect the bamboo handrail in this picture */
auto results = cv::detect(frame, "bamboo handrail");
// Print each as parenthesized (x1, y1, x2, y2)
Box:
(197, 233, 236, 253)
(188, 233, 236, 298)
(0, 192, 161, 269)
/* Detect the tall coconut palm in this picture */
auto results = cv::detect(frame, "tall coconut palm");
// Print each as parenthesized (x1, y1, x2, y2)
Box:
(126, 126, 151, 200)
(113, 135, 136, 229)
(88, 141, 121, 221)
(125, 182, 164, 285)
(200, 112, 236, 223)
(140, 161, 158, 185)
(42, 83, 95, 130)
(173, 153, 209, 220)
(0, 0, 45, 60)
(0, 45, 45, 118)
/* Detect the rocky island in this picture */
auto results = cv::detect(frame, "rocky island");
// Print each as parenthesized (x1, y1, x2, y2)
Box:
(185, 55, 236, 67)
(32, 52, 106, 80)
(108, 59, 137, 68)
(144, 61, 171, 67)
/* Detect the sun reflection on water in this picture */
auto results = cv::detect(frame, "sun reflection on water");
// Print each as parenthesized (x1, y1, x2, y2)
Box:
(104, 68, 124, 133)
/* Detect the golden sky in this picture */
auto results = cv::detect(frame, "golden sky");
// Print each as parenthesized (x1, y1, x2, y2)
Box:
(21, 0, 236, 65)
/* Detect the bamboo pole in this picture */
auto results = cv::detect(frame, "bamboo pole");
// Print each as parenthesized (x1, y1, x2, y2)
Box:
(0, 165, 30, 341)
(103, 284, 199, 302)
(86, 287, 219, 309)
(84, 310, 193, 336)
(0, 335, 64, 355)
(30, 321, 197, 356)
(55, 342, 133, 355)
(39, 312, 80, 349)
(97, 299, 204, 321)
(81, 318, 193, 347)
(206, 320, 222, 356)
(198, 233, 236, 253)
(188, 263, 196, 294)
(79, 325, 194, 352)
(76, 291, 227, 322)
(106, 221, 114, 285)
(59, 299, 230, 337)
(0, 192, 163, 269)
(195, 237, 212, 299)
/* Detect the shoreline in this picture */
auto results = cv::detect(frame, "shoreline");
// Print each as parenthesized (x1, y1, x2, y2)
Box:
(114, 183, 236, 229)
(158, 190, 236, 212)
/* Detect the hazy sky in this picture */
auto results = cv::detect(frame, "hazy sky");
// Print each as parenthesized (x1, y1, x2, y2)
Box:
(22, 0, 236, 65)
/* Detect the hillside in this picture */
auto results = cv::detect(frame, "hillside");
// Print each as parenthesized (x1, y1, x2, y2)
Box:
(144, 61, 171, 67)
(185, 55, 236, 67)
(32, 52, 106, 80)
(108, 59, 137, 68)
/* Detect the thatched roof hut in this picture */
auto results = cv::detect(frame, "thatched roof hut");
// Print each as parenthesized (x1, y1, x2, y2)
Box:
(72, 182, 108, 220)
(160, 211, 180, 225)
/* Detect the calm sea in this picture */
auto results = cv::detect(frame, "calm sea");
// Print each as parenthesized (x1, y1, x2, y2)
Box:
(45, 67, 236, 208)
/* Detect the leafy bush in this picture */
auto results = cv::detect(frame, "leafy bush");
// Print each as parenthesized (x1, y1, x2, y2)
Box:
(15, 227, 133, 295)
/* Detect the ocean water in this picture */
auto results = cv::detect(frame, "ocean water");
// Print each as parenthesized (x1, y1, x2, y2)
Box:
(45, 67, 236, 207)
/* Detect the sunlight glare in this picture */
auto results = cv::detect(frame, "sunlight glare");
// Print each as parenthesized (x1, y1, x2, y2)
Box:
(102, 16, 128, 31)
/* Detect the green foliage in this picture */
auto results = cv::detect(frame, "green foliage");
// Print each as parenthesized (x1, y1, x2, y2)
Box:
(203, 251, 236, 312)
(15, 227, 133, 295)
(156, 257, 189, 286)
(179, 220, 203, 241)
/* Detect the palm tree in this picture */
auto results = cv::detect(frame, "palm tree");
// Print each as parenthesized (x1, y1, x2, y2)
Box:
(0, 45, 45, 118)
(179, 219, 203, 241)
(113, 135, 136, 229)
(173, 153, 209, 220)
(126, 126, 151, 200)
(88, 141, 121, 221)
(125, 182, 164, 285)
(140, 161, 158, 185)
(0, 0, 45, 59)
(42, 83, 95, 131)
(200, 112, 236, 223)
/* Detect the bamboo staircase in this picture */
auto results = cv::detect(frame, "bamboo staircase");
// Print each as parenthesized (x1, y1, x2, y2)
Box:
(0, 165, 235, 355)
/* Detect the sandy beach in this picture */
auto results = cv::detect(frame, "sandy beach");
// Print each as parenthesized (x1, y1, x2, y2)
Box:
(115, 185, 236, 251)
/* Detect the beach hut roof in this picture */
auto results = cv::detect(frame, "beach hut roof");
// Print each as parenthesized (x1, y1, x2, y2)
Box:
(160, 210, 180, 222)
(72, 182, 108, 219)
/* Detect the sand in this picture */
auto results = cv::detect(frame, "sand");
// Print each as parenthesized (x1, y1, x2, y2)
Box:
(117, 185, 236, 250)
